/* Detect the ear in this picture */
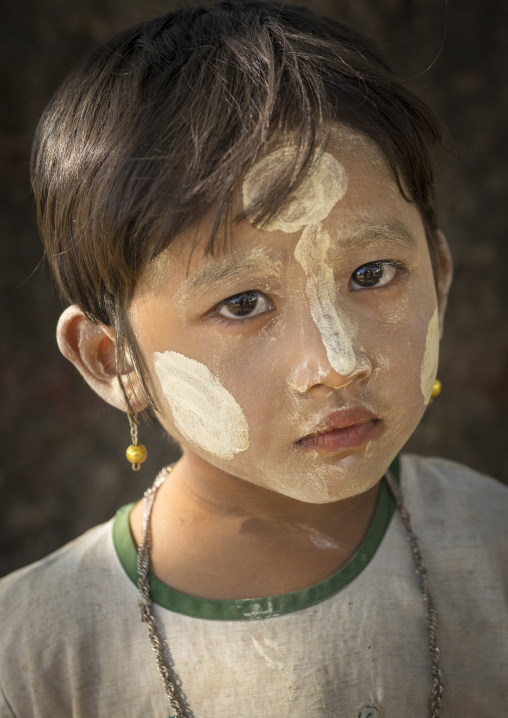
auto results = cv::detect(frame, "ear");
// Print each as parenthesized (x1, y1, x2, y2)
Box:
(56, 305, 148, 412)
(436, 230, 453, 338)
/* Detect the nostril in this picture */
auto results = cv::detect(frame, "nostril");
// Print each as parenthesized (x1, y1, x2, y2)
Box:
(288, 352, 372, 394)
(355, 352, 373, 377)
(289, 360, 330, 393)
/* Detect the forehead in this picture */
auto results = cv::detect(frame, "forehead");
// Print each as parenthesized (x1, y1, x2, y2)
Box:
(140, 130, 425, 293)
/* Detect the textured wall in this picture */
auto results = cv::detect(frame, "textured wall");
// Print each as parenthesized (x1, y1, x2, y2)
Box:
(1, 0, 507, 576)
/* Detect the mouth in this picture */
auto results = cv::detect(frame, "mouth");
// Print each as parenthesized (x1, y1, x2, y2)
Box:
(296, 408, 384, 453)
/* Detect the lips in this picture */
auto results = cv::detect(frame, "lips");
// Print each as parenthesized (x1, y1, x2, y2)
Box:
(296, 408, 384, 452)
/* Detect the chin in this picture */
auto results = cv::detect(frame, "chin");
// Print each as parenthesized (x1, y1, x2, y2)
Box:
(254, 450, 394, 504)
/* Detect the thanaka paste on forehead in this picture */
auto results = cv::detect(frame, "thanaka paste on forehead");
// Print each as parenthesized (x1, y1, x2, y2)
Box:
(243, 147, 359, 377)
(153, 351, 249, 458)
(420, 308, 440, 404)
(242, 147, 348, 232)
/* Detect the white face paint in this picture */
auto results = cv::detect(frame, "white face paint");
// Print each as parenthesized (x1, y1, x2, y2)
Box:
(244, 148, 357, 378)
(308, 528, 341, 551)
(153, 351, 249, 459)
(420, 308, 440, 404)
(129, 133, 440, 505)
(294, 223, 356, 376)
(242, 147, 348, 232)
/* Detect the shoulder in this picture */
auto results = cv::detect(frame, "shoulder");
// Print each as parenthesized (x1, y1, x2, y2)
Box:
(0, 516, 131, 650)
(400, 453, 508, 511)
(398, 455, 508, 694)
(0, 514, 139, 713)
(0, 519, 114, 605)
(399, 453, 508, 566)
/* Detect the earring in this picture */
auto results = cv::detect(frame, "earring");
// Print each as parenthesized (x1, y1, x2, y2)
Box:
(125, 406, 147, 471)
(430, 379, 442, 402)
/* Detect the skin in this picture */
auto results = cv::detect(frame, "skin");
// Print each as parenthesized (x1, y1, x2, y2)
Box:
(420, 308, 440, 403)
(242, 146, 348, 232)
(58, 133, 452, 599)
(293, 223, 359, 377)
(153, 350, 249, 459)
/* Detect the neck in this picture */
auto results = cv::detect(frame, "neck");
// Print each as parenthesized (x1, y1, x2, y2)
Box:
(130, 453, 382, 600)
(175, 451, 381, 523)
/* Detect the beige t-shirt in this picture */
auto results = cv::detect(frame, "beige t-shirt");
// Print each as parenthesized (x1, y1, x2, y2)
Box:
(1, 454, 507, 717)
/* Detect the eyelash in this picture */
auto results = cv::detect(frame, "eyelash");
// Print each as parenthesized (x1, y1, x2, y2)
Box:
(349, 260, 408, 291)
(211, 291, 275, 326)
(210, 260, 408, 325)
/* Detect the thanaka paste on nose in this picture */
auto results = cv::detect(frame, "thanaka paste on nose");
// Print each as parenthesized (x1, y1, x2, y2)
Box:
(153, 351, 249, 458)
(243, 147, 357, 376)
(294, 223, 356, 376)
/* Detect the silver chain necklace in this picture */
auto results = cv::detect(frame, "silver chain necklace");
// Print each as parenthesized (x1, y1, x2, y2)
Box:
(137, 465, 443, 717)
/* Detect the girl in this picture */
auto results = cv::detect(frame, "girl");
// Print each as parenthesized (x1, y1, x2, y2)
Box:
(1, 2, 506, 716)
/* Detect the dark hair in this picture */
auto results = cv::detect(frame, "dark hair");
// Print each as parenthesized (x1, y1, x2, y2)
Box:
(31, 0, 444, 410)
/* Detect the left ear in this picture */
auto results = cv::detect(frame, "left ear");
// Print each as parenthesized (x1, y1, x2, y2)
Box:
(435, 230, 453, 338)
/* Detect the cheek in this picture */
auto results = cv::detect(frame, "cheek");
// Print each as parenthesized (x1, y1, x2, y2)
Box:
(152, 350, 250, 459)
(420, 308, 440, 404)
(383, 278, 439, 408)
(355, 291, 438, 414)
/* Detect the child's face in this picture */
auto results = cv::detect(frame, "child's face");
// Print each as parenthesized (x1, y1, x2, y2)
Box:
(130, 132, 442, 503)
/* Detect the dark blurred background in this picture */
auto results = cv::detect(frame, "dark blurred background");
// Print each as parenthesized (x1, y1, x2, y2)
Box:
(1, 0, 507, 577)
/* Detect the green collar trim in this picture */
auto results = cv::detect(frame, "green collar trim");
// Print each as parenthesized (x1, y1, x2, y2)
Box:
(113, 456, 399, 621)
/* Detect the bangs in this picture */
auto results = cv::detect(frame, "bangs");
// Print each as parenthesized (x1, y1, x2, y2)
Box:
(32, 1, 442, 323)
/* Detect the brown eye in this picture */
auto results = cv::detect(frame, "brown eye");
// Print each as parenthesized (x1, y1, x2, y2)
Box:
(349, 262, 397, 290)
(217, 291, 273, 319)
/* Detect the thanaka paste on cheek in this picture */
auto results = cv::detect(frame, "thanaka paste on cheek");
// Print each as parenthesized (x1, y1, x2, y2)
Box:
(153, 351, 249, 459)
(420, 308, 440, 404)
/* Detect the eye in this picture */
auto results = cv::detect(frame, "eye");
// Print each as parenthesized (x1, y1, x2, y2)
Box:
(216, 290, 274, 320)
(349, 261, 399, 291)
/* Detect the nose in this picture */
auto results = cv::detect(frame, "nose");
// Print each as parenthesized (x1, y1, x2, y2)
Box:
(287, 307, 372, 394)
(290, 222, 372, 394)
(289, 351, 372, 394)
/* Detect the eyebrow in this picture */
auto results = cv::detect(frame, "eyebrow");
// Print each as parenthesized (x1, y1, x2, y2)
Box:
(185, 250, 283, 292)
(335, 220, 419, 251)
(183, 220, 416, 292)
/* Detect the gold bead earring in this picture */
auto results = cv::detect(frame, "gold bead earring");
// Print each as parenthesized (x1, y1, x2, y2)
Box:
(125, 404, 147, 471)
(430, 379, 442, 402)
